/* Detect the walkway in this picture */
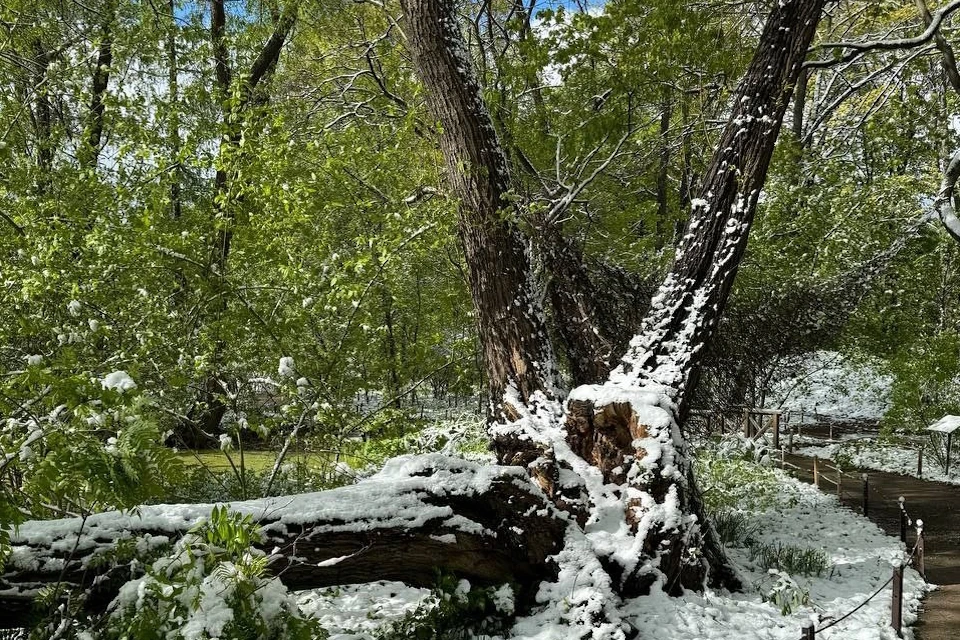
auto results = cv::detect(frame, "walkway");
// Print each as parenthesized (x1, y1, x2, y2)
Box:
(783, 453, 960, 640)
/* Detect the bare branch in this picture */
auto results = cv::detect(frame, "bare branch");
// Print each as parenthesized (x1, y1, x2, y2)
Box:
(806, 0, 960, 69)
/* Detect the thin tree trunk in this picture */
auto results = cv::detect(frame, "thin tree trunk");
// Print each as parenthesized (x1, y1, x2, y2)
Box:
(78, 0, 116, 170)
(182, 1, 298, 440)
(31, 39, 53, 190)
(168, 0, 182, 218)
(792, 66, 808, 141)
(655, 88, 673, 250)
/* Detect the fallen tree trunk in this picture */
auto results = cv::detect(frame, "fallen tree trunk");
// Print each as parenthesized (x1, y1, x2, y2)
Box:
(0, 455, 566, 628)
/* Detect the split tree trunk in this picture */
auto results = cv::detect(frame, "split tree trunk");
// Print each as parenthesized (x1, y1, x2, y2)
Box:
(3, 0, 829, 629)
(402, 0, 826, 599)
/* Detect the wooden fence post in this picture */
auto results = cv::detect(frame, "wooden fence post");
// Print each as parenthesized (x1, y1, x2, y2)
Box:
(829, 423, 834, 441)
(916, 519, 925, 578)
(788, 425, 794, 453)
(836, 465, 842, 498)
(773, 412, 780, 451)
(892, 563, 903, 638)
(899, 497, 907, 544)
(813, 456, 820, 488)
(801, 622, 815, 639)
(862, 473, 869, 517)
(781, 446, 786, 469)
(743, 409, 750, 438)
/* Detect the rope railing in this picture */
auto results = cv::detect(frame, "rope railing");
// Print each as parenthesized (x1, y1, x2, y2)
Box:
(776, 453, 927, 639)
(799, 525, 923, 639)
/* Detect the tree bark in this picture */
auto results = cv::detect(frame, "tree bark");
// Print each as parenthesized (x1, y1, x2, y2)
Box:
(78, 0, 116, 170)
(400, 0, 556, 434)
(0, 458, 565, 629)
(616, 0, 827, 417)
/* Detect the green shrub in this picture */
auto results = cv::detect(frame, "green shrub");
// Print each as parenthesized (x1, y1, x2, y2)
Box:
(759, 570, 811, 615)
(695, 450, 786, 513)
(710, 509, 760, 547)
(749, 542, 829, 577)
(376, 574, 514, 640)
(92, 505, 325, 640)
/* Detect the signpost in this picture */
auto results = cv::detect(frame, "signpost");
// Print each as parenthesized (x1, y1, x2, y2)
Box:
(927, 415, 960, 475)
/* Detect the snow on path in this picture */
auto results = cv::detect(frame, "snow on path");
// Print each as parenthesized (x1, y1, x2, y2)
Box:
(625, 470, 925, 640)
(796, 440, 960, 486)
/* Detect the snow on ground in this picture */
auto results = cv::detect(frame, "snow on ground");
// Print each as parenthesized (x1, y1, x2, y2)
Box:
(628, 469, 924, 640)
(298, 582, 432, 639)
(768, 351, 892, 420)
(796, 439, 960, 486)
(299, 468, 926, 640)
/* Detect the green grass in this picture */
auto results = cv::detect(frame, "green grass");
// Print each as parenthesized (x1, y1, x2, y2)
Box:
(176, 450, 349, 472)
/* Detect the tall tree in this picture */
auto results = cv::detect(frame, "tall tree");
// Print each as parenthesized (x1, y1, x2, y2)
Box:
(403, 0, 826, 596)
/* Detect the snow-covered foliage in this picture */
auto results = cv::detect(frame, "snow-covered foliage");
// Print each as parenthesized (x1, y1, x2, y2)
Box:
(95, 506, 324, 640)
(767, 351, 892, 420)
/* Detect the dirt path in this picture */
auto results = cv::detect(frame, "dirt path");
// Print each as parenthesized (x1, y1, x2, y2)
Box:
(783, 453, 960, 640)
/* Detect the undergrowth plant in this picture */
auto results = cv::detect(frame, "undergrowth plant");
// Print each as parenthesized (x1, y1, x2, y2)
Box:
(92, 505, 325, 640)
(376, 574, 514, 640)
(759, 570, 811, 615)
(749, 542, 829, 577)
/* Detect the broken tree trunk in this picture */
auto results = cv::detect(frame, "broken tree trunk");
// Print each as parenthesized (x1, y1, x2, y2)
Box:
(615, 0, 827, 417)
(0, 456, 566, 629)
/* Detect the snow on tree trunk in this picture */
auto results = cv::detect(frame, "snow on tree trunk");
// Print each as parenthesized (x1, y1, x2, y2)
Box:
(402, 0, 827, 616)
(0, 456, 568, 628)
(566, 0, 827, 594)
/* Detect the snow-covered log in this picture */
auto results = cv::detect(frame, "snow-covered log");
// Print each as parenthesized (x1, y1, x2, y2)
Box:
(0, 455, 567, 628)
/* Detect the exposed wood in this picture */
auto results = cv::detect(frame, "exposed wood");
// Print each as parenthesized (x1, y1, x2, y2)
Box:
(0, 459, 566, 629)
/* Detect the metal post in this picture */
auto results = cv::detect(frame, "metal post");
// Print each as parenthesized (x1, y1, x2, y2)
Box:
(836, 465, 842, 498)
(862, 473, 869, 517)
(892, 564, 904, 638)
(801, 622, 815, 640)
(918, 446, 923, 479)
(899, 496, 907, 544)
(813, 456, 820, 488)
(916, 519, 925, 578)
(788, 425, 794, 453)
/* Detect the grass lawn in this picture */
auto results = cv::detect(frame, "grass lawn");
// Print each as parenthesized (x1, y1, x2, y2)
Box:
(176, 449, 345, 472)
